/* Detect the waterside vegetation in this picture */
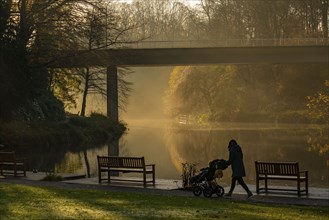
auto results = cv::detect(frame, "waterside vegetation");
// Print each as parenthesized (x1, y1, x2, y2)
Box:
(0, 113, 126, 149)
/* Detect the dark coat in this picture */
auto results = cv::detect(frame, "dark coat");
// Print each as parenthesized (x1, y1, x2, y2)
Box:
(227, 144, 246, 177)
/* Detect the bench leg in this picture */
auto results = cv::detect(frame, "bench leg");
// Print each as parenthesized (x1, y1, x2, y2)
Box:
(265, 179, 268, 192)
(143, 172, 146, 187)
(256, 177, 259, 194)
(108, 171, 111, 183)
(14, 164, 17, 177)
(152, 171, 155, 185)
(305, 173, 309, 195)
(297, 180, 301, 196)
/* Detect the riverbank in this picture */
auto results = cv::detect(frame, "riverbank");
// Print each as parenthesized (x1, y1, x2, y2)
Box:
(0, 113, 126, 150)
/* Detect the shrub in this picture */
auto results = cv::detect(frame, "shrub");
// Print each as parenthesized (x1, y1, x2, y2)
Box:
(41, 171, 64, 182)
(181, 162, 197, 189)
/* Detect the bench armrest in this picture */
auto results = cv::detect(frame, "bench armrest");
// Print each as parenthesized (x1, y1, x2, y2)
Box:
(145, 164, 155, 167)
(145, 164, 155, 169)
(16, 158, 26, 162)
(299, 170, 308, 177)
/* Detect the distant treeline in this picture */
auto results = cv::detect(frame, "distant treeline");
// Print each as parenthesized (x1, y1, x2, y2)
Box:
(164, 64, 328, 124)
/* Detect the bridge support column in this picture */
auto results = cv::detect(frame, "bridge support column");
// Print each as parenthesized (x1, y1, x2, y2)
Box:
(107, 66, 118, 122)
(108, 139, 119, 157)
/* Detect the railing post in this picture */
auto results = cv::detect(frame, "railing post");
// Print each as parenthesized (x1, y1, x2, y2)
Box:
(107, 66, 118, 123)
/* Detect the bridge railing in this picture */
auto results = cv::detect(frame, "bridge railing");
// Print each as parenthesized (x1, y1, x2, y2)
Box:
(113, 38, 329, 49)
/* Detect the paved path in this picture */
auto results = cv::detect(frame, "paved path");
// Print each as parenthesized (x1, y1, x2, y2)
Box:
(1, 172, 328, 207)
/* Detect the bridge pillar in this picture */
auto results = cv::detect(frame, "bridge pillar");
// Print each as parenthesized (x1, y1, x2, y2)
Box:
(107, 66, 118, 122)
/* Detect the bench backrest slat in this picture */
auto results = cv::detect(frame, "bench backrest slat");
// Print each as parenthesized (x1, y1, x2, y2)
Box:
(0, 152, 16, 162)
(97, 156, 145, 168)
(255, 161, 299, 176)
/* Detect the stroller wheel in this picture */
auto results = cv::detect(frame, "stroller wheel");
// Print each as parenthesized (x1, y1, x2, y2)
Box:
(192, 186, 203, 197)
(215, 185, 225, 197)
(203, 188, 213, 198)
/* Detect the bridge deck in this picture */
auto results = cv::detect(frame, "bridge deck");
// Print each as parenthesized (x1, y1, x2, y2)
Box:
(48, 46, 328, 68)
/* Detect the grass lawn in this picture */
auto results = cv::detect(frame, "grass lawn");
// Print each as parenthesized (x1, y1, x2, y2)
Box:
(0, 183, 328, 220)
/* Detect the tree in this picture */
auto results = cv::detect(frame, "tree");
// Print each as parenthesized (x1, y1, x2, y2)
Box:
(0, 0, 138, 120)
(165, 65, 243, 121)
(0, 0, 56, 121)
(0, 0, 105, 121)
(191, 0, 328, 40)
(306, 80, 329, 159)
(125, 0, 194, 41)
(79, 7, 106, 116)
(76, 1, 135, 116)
(49, 68, 82, 110)
(307, 80, 329, 124)
(289, 0, 328, 37)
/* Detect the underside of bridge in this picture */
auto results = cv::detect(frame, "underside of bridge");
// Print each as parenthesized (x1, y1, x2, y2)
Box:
(47, 45, 328, 121)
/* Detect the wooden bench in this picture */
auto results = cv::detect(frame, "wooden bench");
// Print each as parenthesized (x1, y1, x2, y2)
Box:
(0, 151, 26, 177)
(97, 156, 155, 187)
(255, 161, 308, 196)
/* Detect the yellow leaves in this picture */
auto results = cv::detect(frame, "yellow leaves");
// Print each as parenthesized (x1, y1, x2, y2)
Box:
(320, 144, 329, 154)
(325, 80, 329, 87)
(306, 80, 329, 124)
(307, 127, 329, 158)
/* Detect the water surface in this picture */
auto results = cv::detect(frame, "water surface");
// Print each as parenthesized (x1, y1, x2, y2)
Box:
(18, 120, 329, 188)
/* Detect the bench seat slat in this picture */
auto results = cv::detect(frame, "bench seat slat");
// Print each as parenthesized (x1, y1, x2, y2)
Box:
(99, 168, 154, 173)
(258, 175, 307, 180)
(0, 161, 25, 165)
(258, 187, 308, 192)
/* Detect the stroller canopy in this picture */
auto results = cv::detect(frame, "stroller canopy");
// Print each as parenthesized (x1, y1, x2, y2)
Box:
(190, 159, 228, 183)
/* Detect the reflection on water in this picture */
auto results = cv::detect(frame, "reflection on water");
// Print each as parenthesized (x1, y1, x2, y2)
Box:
(14, 120, 328, 188)
(119, 120, 328, 187)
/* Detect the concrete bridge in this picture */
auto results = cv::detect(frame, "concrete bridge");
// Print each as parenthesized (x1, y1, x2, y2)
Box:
(46, 39, 329, 122)
(49, 46, 328, 68)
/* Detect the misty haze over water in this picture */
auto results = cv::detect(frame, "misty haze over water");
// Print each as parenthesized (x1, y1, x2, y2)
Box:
(118, 119, 328, 188)
(121, 67, 173, 120)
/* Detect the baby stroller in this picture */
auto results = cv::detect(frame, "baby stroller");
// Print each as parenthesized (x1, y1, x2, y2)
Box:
(190, 159, 228, 198)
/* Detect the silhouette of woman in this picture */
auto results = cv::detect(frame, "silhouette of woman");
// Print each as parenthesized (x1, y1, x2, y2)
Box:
(226, 139, 253, 198)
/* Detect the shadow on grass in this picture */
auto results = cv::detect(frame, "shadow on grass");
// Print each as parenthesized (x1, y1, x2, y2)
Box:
(0, 183, 328, 219)
(0, 183, 11, 217)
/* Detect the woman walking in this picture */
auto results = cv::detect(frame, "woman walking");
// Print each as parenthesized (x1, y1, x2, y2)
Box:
(226, 139, 253, 198)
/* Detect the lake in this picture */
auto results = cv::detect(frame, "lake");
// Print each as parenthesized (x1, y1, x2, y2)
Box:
(19, 120, 329, 188)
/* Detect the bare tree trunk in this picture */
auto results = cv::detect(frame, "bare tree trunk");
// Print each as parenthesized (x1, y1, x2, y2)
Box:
(80, 67, 90, 117)
(83, 150, 91, 178)
(322, 0, 328, 37)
